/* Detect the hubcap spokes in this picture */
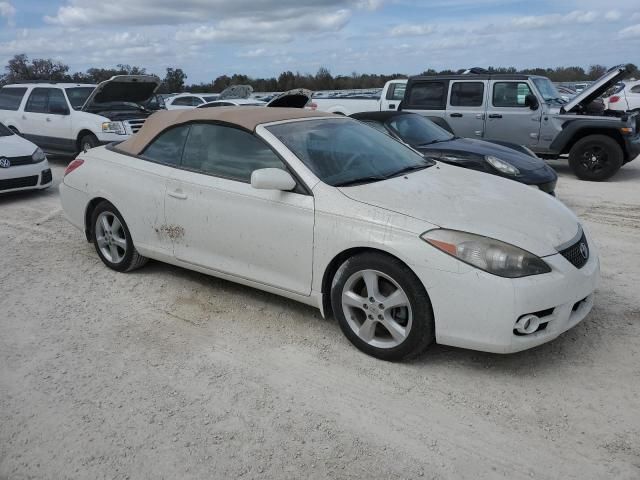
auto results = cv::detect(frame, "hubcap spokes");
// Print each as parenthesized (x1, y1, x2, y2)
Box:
(581, 146, 607, 172)
(95, 212, 126, 263)
(341, 269, 412, 349)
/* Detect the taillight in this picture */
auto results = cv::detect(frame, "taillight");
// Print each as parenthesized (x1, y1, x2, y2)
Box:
(305, 102, 318, 111)
(64, 158, 85, 176)
(609, 96, 620, 103)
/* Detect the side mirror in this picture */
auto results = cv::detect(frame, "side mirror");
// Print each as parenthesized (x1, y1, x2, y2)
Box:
(250, 168, 296, 191)
(49, 103, 70, 115)
(524, 94, 539, 110)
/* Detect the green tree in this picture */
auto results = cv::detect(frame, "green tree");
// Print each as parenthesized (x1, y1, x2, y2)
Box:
(163, 67, 187, 93)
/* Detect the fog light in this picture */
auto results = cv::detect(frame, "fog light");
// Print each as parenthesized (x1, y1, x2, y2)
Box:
(514, 314, 540, 335)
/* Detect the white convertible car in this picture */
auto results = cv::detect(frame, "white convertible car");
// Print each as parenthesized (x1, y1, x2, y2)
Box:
(0, 121, 52, 193)
(59, 107, 599, 360)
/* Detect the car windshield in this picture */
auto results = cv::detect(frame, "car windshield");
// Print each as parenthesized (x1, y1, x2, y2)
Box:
(0, 122, 13, 136)
(65, 87, 95, 110)
(267, 118, 434, 187)
(385, 114, 453, 146)
(532, 78, 563, 103)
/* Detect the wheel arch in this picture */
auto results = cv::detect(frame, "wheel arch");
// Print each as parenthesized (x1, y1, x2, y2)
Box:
(84, 196, 110, 242)
(555, 126, 625, 157)
(320, 246, 420, 319)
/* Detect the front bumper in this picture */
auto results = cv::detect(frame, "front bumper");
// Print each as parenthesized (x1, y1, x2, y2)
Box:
(0, 161, 52, 193)
(414, 233, 600, 354)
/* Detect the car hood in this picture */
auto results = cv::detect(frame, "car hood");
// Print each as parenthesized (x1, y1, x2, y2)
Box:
(562, 64, 631, 113)
(81, 75, 161, 111)
(266, 88, 313, 108)
(419, 137, 546, 172)
(338, 163, 578, 257)
(0, 132, 38, 157)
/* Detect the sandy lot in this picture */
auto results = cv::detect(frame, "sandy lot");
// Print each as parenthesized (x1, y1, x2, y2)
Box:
(1, 156, 639, 479)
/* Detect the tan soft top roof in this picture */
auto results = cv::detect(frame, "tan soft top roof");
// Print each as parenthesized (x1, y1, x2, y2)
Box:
(117, 107, 335, 155)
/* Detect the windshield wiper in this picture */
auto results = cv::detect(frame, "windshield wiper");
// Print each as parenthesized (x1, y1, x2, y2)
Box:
(334, 176, 388, 187)
(386, 163, 433, 178)
(418, 139, 447, 146)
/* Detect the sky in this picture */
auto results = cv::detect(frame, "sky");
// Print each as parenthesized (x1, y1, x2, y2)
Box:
(0, 0, 639, 83)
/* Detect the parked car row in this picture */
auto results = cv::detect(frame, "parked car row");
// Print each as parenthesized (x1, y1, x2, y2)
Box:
(59, 106, 600, 360)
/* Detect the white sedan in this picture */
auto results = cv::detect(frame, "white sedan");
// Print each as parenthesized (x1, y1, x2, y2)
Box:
(59, 107, 599, 360)
(0, 122, 52, 193)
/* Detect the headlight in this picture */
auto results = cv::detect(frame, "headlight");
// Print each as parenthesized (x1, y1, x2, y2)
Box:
(421, 229, 550, 278)
(102, 121, 126, 135)
(32, 147, 46, 163)
(485, 155, 520, 176)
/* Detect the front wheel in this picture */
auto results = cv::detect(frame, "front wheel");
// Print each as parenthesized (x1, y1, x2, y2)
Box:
(331, 252, 434, 361)
(91, 201, 148, 272)
(568, 135, 623, 181)
(79, 133, 99, 153)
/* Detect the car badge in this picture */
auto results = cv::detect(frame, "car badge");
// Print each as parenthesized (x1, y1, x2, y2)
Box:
(0, 157, 11, 168)
(579, 242, 589, 259)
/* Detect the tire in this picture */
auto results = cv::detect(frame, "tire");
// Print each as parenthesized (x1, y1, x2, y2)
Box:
(568, 135, 623, 181)
(330, 252, 434, 361)
(91, 201, 148, 272)
(79, 133, 99, 153)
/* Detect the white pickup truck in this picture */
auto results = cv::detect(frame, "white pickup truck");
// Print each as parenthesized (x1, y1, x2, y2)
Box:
(312, 79, 407, 115)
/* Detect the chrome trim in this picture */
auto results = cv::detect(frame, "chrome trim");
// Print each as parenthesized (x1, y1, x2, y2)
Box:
(555, 225, 583, 252)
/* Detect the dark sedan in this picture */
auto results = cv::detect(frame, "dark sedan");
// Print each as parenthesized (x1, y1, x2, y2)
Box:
(351, 111, 558, 194)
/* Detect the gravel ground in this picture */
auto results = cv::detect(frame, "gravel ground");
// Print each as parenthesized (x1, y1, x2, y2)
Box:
(1, 156, 639, 480)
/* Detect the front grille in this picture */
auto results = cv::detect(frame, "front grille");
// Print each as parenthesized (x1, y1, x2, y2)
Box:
(0, 175, 39, 191)
(559, 232, 589, 269)
(126, 118, 146, 134)
(41, 169, 52, 185)
(5, 155, 34, 166)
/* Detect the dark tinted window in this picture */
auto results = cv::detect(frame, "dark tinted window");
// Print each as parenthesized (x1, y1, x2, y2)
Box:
(191, 97, 204, 106)
(171, 97, 193, 106)
(25, 88, 49, 113)
(362, 121, 389, 134)
(65, 87, 94, 109)
(630, 85, 640, 94)
(181, 124, 285, 182)
(406, 81, 446, 109)
(450, 82, 484, 107)
(141, 125, 190, 166)
(386, 83, 406, 101)
(387, 114, 453, 146)
(493, 82, 532, 107)
(202, 96, 219, 102)
(48, 89, 69, 113)
(0, 87, 27, 110)
(267, 118, 433, 187)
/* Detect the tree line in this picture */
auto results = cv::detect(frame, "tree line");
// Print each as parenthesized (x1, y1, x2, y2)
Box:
(1, 53, 637, 93)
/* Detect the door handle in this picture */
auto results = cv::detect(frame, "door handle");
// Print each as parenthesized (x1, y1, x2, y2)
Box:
(450, 113, 463, 118)
(168, 190, 187, 200)
(46, 117, 51, 122)
(388, 104, 395, 109)
(488, 114, 502, 119)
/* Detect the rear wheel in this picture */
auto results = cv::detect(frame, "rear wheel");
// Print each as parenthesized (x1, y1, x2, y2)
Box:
(91, 201, 147, 272)
(331, 252, 434, 361)
(568, 135, 623, 181)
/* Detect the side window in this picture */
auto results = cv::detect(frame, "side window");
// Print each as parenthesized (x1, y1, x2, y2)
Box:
(48, 89, 69, 114)
(492, 82, 532, 107)
(630, 85, 640, 94)
(182, 123, 286, 182)
(141, 125, 191, 166)
(450, 82, 484, 107)
(171, 97, 192, 106)
(362, 121, 390, 135)
(406, 81, 447, 109)
(0, 87, 27, 110)
(25, 88, 50, 113)
(386, 83, 406, 101)
(192, 97, 204, 106)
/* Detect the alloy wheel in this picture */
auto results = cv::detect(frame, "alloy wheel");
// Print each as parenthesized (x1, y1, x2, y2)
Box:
(95, 212, 127, 263)
(341, 269, 412, 349)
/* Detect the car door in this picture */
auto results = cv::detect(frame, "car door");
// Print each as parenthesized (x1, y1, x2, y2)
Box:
(21, 88, 50, 147)
(446, 80, 487, 138)
(380, 81, 406, 111)
(627, 84, 640, 110)
(164, 122, 314, 295)
(21, 87, 73, 151)
(402, 79, 449, 128)
(484, 80, 541, 147)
